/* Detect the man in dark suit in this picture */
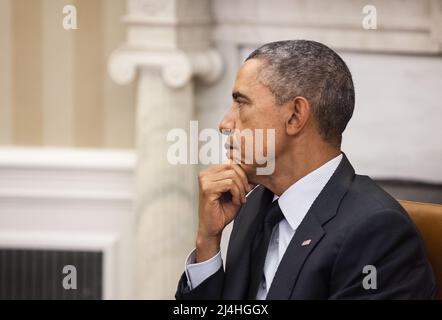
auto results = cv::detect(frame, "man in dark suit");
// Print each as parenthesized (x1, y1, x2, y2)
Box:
(175, 40, 436, 299)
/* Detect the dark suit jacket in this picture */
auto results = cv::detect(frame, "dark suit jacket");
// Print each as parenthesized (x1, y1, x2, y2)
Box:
(176, 155, 436, 299)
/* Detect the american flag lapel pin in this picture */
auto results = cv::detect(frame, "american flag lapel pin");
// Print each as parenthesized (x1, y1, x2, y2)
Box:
(301, 239, 312, 246)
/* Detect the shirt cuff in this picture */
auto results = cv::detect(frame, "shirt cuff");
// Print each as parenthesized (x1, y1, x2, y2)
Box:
(184, 248, 223, 290)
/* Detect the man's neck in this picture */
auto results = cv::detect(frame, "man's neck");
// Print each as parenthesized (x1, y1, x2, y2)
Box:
(256, 147, 341, 196)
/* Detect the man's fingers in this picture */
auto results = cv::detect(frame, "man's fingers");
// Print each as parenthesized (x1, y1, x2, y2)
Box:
(203, 163, 233, 175)
(198, 163, 251, 205)
(231, 164, 250, 193)
(209, 164, 249, 194)
(208, 169, 235, 182)
(230, 175, 246, 204)
(209, 170, 246, 203)
(229, 181, 242, 206)
(209, 179, 242, 206)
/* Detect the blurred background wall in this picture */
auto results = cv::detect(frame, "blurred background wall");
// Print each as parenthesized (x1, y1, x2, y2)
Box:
(0, 0, 137, 300)
(0, 0, 135, 148)
(0, 0, 441, 300)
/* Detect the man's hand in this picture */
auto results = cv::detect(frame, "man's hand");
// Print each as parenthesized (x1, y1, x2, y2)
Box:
(196, 163, 251, 262)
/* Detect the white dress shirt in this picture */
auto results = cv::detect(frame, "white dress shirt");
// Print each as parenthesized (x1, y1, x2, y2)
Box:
(184, 154, 343, 299)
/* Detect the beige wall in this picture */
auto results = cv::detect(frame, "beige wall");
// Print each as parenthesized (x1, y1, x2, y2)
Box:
(0, 0, 135, 148)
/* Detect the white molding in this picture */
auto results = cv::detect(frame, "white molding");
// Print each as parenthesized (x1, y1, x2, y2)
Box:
(0, 147, 135, 202)
(0, 147, 136, 299)
(0, 147, 135, 170)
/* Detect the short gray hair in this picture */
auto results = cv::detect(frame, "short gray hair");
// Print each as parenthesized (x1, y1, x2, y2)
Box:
(246, 40, 355, 146)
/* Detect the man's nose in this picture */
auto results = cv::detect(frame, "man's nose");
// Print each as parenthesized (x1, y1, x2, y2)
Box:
(219, 109, 235, 136)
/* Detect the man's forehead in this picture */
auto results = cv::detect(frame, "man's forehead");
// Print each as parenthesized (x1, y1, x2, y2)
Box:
(234, 59, 264, 91)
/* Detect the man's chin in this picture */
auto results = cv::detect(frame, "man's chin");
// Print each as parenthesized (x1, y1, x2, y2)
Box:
(226, 154, 259, 177)
(237, 163, 259, 182)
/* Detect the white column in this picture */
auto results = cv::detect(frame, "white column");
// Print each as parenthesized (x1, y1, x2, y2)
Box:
(108, 0, 222, 299)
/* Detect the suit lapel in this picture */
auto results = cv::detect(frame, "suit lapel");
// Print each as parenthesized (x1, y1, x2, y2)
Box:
(223, 186, 273, 299)
(266, 214, 324, 299)
(266, 154, 355, 299)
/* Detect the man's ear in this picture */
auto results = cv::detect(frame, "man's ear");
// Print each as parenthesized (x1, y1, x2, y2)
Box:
(285, 96, 311, 136)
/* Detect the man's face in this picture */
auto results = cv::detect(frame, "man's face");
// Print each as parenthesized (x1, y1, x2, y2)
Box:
(219, 59, 286, 178)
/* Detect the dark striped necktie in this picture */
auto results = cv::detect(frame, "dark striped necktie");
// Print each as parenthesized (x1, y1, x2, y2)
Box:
(247, 199, 284, 299)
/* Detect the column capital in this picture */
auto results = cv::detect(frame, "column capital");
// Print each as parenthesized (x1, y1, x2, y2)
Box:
(108, 47, 223, 88)
(108, 0, 223, 88)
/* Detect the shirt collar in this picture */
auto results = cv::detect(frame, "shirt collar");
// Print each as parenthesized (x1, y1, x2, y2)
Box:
(273, 153, 343, 231)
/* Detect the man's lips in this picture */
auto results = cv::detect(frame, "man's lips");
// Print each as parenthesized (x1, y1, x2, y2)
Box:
(225, 145, 243, 164)
(224, 142, 237, 150)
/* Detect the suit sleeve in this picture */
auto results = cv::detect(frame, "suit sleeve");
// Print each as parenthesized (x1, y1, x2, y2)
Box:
(329, 209, 436, 299)
(175, 249, 225, 300)
(175, 266, 225, 300)
(185, 249, 223, 290)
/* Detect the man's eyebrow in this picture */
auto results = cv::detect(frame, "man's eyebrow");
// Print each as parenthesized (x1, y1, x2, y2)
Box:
(232, 91, 252, 102)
